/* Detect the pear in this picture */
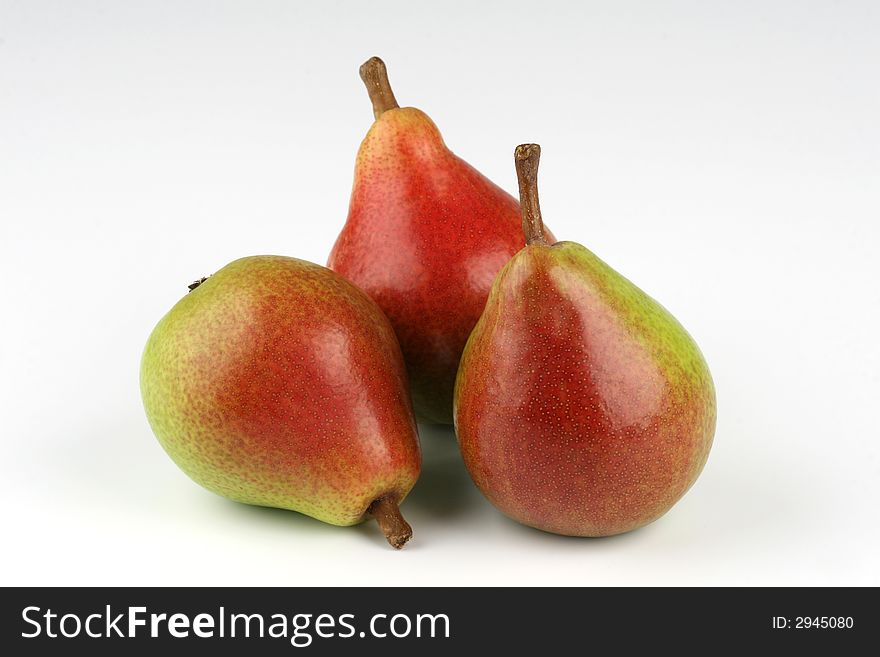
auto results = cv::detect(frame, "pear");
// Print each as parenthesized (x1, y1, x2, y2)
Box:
(328, 57, 553, 424)
(141, 256, 421, 548)
(454, 145, 716, 537)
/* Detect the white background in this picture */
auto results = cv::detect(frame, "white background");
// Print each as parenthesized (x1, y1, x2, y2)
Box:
(2, 1, 878, 586)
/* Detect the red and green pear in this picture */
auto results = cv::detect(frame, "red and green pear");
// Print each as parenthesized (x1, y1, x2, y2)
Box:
(454, 145, 716, 537)
(141, 256, 420, 548)
(328, 57, 553, 424)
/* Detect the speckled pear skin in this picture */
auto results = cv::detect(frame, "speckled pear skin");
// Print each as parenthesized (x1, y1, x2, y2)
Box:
(454, 242, 715, 537)
(141, 256, 420, 527)
(328, 108, 554, 424)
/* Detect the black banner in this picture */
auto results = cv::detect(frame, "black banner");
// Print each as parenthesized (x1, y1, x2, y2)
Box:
(0, 587, 872, 653)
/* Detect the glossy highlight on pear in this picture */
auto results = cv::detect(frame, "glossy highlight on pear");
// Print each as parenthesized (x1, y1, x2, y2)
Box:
(328, 57, 553, 424)
(454, 145, 716, 537)
(141, 256, 421, 548)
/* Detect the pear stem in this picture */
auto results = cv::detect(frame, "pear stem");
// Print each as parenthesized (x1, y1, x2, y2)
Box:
(515, 143, 549, 246)
(369, 496, 412, 549)
(360, 57, 399, 120)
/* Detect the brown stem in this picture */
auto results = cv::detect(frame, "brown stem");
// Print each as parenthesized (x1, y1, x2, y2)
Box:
(359, 57, 399, 119)
(368, 496, 412, 549)
(514, 143, 549, 245)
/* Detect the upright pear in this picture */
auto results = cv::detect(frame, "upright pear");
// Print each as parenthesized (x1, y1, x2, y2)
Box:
(455, 145, 716, 537)
(328, 58, 553, 424)
(141, 256, 420, 548)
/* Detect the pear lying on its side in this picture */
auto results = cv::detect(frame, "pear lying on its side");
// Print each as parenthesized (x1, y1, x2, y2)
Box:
(454, 145, 716, 537)
(141, 256, 421, 548)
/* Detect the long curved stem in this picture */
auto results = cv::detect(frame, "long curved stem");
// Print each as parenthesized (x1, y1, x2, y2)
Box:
(360, 57, 400, 119)
(514, 143, 549, 246)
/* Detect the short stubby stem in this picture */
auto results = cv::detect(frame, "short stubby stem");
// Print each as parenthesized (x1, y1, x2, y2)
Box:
(360, 57, 400, 119)
(514, 143, 549, 246)
(369, 496, 412, 549)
